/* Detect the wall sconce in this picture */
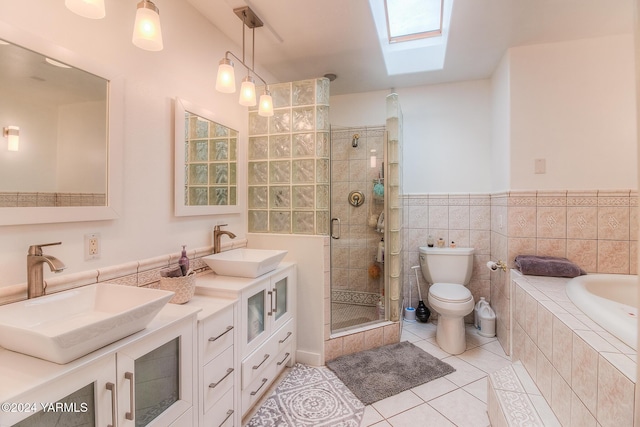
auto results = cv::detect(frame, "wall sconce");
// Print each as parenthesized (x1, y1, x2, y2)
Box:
(132, 0, 164, 52)
(65, 0, 106, 19)
(4, 126, 19, 152)
(215, 7, 273, 117)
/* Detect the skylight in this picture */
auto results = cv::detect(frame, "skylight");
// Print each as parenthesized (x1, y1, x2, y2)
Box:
(369, 0, 453, 75)
(385, 0, 443, 43)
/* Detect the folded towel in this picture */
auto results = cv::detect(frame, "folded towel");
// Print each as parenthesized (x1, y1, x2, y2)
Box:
(514, 255, 586, 278)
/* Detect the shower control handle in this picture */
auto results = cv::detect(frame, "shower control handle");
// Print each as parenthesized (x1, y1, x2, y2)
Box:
(331, 217, 341, 239)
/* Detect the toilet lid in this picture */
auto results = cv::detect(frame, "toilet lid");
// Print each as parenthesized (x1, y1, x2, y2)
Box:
(429, 283, 472, 303)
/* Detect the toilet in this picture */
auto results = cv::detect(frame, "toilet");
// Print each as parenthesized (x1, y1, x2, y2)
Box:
(419, 246, 475, 355)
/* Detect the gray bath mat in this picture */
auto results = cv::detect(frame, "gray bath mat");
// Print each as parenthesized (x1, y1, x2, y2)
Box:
(247, 363, 364, 427)
(326, 341, 455, 405)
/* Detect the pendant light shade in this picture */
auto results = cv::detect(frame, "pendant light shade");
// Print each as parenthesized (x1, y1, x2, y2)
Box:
(258, 89, 274, 117)
(132, 0, 164, 52)
(65, 0, 105, 19)
(239, 76, 257, 106)
(215, 58, 236, 93)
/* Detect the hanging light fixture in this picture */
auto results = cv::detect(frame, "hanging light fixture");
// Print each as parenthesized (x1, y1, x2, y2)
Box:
(215, 6, 273, 116)
(4, 126, 19, 152)
(132, 0, 164, 52)
(65, 0, 106, 19)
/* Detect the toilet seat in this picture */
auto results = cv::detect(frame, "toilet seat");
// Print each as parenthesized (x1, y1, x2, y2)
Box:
(429, 283, 472, 303)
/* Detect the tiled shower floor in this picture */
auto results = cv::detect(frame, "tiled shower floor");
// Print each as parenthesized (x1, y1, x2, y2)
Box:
(245, 320, 513, 426)
(331, 302, 379, 331)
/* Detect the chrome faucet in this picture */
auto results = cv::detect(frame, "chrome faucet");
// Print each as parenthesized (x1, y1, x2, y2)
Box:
(27, 242, 66, 299)
(213, 225, 236, 254)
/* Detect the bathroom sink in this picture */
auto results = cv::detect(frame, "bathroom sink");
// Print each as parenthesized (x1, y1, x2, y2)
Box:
(0, 283, 174, 364)
(202, 248, 288, 278)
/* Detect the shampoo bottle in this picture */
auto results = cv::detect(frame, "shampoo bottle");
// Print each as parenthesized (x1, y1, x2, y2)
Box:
(179, 245, 189, 276)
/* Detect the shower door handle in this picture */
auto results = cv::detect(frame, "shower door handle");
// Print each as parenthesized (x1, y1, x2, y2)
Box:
(331, 217, 341, 239)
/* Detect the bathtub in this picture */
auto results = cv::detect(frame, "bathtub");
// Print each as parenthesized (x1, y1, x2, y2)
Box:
(566, 274, 638, 350)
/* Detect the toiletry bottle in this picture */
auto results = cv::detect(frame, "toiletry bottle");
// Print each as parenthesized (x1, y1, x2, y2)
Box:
(450, 241, 456, 248)
(437, 238, 445, 248)
(179, 245, 189, 276)
(427, 235, 434, 247)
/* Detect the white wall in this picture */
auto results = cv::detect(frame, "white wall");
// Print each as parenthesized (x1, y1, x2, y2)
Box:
(509, 34, 637, 190)
(490, 52, 511, 192)
(0, 1, 259, 286)
(330, 81, 493, 194)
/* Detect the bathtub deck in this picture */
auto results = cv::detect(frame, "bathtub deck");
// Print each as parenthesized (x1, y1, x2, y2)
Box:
(510, 271, 636, 426)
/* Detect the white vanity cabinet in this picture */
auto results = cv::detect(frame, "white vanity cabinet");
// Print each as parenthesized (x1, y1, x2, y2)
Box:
(187, 294, 238, 427)
(196, 263, 296, 419)
(0, 304, 199, 427)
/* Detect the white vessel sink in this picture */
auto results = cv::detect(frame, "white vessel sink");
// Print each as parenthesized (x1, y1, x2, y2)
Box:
(0, 283, 173, 364)
(202, 248, 287, 278)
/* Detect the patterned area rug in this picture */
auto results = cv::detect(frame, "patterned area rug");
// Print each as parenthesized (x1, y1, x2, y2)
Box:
(326, 341, 456, 405)
(246, 363, 364, 427)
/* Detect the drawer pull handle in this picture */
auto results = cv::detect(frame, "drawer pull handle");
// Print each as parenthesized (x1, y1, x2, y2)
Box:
(277, 352, 290, 366)
(250, 378, 268, 396)
(106, 382, 116, 427)
(267, 291, 273, 316)
(124, 371, 134, 421)
(209, 326, 234, 342)
(279, 331, 292, 344)
(218, 409, 234, 427)
(252, 353, 270, 370)
(209, 368, 234, 389)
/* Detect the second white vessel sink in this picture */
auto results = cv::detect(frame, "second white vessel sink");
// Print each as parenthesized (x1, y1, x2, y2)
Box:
(0, 283, 174, 364)
(202, 248, 287, 278)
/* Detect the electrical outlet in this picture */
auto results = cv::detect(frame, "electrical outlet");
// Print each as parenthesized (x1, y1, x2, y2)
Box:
(85, 233, 100, 260)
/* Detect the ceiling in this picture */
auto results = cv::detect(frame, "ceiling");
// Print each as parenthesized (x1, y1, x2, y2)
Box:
(185, 0, 634, 96)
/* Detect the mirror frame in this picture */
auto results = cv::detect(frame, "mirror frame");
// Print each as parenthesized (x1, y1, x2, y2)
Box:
(174, 97, 245, 216)
(0, 21, 123, 226)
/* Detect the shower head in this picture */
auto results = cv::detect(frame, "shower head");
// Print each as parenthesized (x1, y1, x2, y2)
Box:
(352, 133, 360, 148)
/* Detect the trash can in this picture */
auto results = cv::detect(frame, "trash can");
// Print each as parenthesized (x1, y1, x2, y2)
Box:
(478, 303, 496, 338)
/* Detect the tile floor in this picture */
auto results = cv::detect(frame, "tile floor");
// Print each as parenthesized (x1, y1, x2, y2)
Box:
(360, 320, 512, 427)
(245, 320, 513, 427)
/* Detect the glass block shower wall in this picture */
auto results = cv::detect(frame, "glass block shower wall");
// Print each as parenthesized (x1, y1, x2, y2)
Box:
(248, 78, 331, 234)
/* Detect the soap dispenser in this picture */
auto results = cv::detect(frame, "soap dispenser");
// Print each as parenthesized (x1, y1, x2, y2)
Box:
(179, 245, 189, 276)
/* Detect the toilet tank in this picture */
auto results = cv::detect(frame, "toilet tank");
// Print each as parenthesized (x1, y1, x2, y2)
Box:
(418, 247, 475, 285)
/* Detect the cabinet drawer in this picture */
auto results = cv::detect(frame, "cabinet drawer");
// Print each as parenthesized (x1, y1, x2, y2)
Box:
(274, 342, 293, 375)
(203, 346, 235, 412)
(202, 305, 235, 363)
(241, 361, 277, 416)
(273, 319, 295, 355)
(204, 387, 235, 427)
(241, 336, 278, 389)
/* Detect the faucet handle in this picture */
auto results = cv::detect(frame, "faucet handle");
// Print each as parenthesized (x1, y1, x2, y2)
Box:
(28, 242, 62, 255)
(214, 224, 228, 231)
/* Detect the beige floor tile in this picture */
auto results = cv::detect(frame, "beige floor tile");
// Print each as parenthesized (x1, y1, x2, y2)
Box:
(441, 356, 488, 387)
(428, 389, 490, 427)
(371, 389, 423, 419)
(411, 376, 459, 402)
(361, 405, 385, 426)
(413, 338, 451, 359)
(387, 403, 456, 427)
(462, 377, 488, 403)
(456, 346, 512, 374)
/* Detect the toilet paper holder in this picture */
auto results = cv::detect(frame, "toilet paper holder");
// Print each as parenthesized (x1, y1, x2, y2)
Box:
(486, 260, 507, 272)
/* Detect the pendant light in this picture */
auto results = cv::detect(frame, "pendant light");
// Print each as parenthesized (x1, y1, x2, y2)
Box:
(65, 0, 105, 19)
(214, 7, 273, 116)
(132, 0, 164, 52)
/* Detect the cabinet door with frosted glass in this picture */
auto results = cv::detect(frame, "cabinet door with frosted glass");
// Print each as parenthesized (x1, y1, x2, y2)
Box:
(241, 278, 271, 357)
(269, 265, 295, 332)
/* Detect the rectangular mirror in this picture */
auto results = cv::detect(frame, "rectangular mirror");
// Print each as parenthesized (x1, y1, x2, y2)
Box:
(174, 98, 243, 216)
(0, 21, 122, 225)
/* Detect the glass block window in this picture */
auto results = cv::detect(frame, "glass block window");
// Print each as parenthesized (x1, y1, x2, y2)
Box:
(248, 78, 330, 234)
